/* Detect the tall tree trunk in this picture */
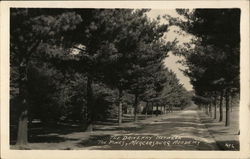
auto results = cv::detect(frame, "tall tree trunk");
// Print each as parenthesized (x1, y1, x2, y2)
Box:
(230, 94, 233, 112)
(209, 104, 212, 117)
(206, 105, 209, 115)
(208, 104, 210, 116)
(15, 42, 41, 147)
(16, 101, 28, 146)
(219, 90, 224, 122)
(156, 105, 159, 116)
(214, 95, 217, 119)
(16, 60, 29, 147)
(145, 101, 148, 118)
(225, 88, 230, 126)
(151, 102, 154, 117)
(118, 89, 123, 125)
(86, 75, 94, 131)
(133, 94, 138, 122)
(83, 107, 88, 123)
(198, 104, 201, 110)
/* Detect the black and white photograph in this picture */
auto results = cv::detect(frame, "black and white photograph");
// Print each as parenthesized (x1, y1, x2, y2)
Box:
(1, 1, 250, 159)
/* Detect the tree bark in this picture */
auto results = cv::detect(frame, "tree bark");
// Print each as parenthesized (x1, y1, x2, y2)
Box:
(225, 88, 230, 126)
(82, 107, 88, 123)
(209, 104, 212, 117)
(16, 102, 28, 146)
(151, 102, 154, 117)
(206, 105, 209, 115)
(219, 90, 224, 122)
(118, 89, 123, 125)
(133, 94, 138, 122)
(156, 105, 159, 116)
(15, 41, 42, 147)
(86, 75, 94, 131)
(208, 104, 210, 116)
(230, 94, 233, 112)
(214, 95, 217, 119)
(16, 60, 29, 147)
(145, 101, 148, 118)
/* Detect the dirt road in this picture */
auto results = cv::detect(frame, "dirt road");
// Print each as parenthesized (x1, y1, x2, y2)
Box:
(12, 105, 220, 150)
(78, 105, 219, 150)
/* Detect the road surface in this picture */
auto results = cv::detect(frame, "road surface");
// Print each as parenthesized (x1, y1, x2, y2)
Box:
(75, 105, 219, 150)
(14, 105, 220, 150)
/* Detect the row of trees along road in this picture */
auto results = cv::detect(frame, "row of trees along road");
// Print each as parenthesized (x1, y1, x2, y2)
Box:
(171, 9, 240, 127)
(10, 9, 191, 148)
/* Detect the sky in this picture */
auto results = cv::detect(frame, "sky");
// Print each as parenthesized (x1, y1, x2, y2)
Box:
(146, 9, 193, 91)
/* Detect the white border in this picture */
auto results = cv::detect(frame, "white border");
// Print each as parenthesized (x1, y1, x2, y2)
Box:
(1, 1, 249, 159)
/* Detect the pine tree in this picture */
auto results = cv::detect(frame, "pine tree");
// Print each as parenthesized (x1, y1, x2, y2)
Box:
(173, 9, 240, 126)
(10, 8, 83, 147)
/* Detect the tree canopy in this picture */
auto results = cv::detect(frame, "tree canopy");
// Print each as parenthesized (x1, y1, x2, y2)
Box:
(10, 8, 192, 146)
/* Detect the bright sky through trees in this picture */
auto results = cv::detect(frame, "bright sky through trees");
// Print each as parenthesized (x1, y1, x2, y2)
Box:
(147, 9, 193, 90)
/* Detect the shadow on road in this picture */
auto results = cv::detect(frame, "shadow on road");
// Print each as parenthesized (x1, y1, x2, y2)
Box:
(10, 107, 237, 150)
(198, 111, 239, 150)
